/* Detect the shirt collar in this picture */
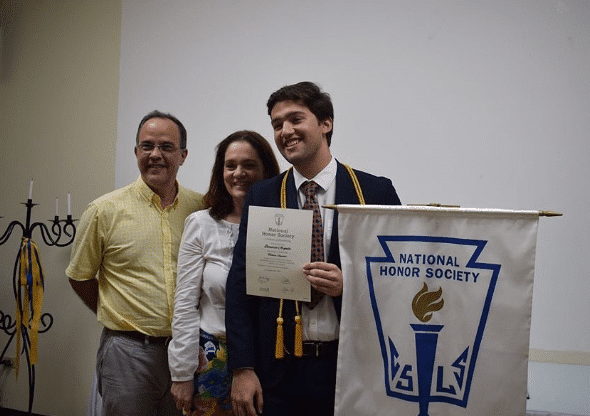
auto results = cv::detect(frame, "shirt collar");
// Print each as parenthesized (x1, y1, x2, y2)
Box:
(135, 176, 179, 209)
(293, 157, 337, 193)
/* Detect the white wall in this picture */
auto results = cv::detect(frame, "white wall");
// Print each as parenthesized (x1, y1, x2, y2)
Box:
(117, 1, 589, 414)
(117, 0, 588, 350)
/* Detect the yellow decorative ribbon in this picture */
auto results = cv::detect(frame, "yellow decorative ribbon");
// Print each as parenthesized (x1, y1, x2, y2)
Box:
(274, 164, 364, 359)
(14, 237, 45, 378)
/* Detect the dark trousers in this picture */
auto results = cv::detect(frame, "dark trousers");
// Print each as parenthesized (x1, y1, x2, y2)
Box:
(261, 350, 338, 416)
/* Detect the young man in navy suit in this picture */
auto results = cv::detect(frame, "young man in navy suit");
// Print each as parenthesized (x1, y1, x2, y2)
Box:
(226, 82, 401, 416)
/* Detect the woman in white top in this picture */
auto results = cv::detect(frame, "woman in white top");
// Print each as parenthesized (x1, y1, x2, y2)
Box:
(169, 131, 280, 415)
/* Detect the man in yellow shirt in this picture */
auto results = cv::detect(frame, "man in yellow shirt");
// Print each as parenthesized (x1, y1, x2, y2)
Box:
(66, 110, 205, 416)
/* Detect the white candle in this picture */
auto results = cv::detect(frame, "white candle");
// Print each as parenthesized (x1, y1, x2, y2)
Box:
(67, 192, 71, 215)
(55, 197, 59, 217)
(28, 179, 34, 200)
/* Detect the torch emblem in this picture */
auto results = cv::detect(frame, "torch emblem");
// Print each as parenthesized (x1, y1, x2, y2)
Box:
(365, 235, 500, 414)
(411, 283, 444, 416)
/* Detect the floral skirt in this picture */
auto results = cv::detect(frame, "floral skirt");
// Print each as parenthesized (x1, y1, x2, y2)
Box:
(191, 329, 232, 415)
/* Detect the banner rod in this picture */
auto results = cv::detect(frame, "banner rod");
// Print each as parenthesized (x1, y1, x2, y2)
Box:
(538, 211, 563, 217)
(323, 205, 562, 217)
(408, 203, 461, 208)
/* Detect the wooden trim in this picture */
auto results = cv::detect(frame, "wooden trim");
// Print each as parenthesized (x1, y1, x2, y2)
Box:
(529, 349, 590, 366)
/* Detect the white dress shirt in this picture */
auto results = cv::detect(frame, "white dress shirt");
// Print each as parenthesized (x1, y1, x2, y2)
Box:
(292, 157, 340, 341)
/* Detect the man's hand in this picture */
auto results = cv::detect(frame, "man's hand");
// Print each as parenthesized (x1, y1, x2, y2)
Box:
(303, 262, 343, 297)
(171, 380, 194, 413)
(231, 368, 263, 416)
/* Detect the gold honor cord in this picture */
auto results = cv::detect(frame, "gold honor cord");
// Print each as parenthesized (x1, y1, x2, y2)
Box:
(343, 164, 365, 205)
(276, 169, 295, 358)
(275, 165, 365, 359)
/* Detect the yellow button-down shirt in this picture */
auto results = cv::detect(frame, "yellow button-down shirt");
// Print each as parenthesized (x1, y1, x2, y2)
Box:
(66, 177, 205, 336)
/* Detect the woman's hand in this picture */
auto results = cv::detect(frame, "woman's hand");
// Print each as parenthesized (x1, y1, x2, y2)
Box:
(171, 380, 194, 413)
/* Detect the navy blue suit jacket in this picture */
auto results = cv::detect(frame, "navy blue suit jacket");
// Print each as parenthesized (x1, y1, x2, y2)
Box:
(225, 161, 401, 387)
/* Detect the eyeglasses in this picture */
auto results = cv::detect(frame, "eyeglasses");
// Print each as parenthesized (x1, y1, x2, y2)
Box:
(136, 143, 183, 154)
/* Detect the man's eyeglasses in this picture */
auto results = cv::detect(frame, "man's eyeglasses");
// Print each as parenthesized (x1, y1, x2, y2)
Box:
(136, 143, 183, 154)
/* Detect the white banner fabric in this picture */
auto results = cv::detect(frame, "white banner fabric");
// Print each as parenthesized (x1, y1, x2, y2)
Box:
(334, 206, 539, 416)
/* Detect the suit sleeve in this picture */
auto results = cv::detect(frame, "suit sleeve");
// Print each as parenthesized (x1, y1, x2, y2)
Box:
(225, 190, 259, 371)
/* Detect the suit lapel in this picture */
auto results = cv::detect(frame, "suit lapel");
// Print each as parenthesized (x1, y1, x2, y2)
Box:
(334, 161, 358, 205)
(285, 169, 299, 209)
(328, 162, 359, 265)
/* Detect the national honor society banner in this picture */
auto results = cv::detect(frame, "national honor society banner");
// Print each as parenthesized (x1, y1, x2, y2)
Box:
(334, 206, 539, 416)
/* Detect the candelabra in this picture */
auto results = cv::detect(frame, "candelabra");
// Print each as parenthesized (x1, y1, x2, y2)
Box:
(0, 188, 76, 415)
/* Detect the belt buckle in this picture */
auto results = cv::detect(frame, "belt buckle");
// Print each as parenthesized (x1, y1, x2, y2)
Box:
(303, 341, 321, 357)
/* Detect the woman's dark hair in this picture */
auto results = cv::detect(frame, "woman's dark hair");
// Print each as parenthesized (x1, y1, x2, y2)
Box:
(205, 131, 280, 220)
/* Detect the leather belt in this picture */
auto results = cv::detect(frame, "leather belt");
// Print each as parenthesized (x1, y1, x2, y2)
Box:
(109, 329, 169, 345)
(301, 340, 338, 357)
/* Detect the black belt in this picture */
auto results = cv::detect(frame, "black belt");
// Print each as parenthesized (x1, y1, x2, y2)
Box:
(301, 340, 338, 357)
(109, 329, 169, 344)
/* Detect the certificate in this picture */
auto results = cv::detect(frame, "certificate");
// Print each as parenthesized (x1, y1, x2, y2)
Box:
(246, 206, 312, 301)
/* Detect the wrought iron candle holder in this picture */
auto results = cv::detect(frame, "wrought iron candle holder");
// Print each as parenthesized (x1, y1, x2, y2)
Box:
(0, 195, 76, 415)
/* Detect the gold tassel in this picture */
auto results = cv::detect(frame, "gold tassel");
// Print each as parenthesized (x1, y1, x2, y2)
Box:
(275, 299, 284, 359)
(294, 301, 302, 357)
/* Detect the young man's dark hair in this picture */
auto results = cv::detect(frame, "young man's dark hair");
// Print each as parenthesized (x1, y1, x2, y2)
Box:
(267, 81, 334, 146)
